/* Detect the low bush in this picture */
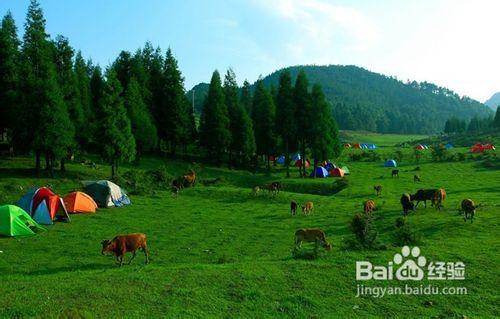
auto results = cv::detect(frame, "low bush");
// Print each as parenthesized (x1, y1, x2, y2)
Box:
(394, 217, 421, 245)
(345, 212, 383, 250)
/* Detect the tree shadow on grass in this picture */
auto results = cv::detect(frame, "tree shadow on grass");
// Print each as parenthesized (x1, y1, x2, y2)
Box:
(11, 262, 114, 276)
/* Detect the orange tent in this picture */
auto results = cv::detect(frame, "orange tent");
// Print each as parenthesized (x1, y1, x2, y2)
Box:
(353, 143, 361, 149)
(330, 167, 345, 177)
(294, 159, 311, 168)
(64, 191, 97, 214)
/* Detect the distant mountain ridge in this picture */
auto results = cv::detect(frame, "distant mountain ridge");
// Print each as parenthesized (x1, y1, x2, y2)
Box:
(485, 92, 500, 111)
(188, 65, 492, 134)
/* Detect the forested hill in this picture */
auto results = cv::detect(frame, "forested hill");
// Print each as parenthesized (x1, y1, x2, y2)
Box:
(259, 65, 492, 134)
(485, 92, 500, 111)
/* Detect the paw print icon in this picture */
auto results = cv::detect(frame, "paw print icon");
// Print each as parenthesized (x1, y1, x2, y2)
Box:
(394, 246, 427, 281)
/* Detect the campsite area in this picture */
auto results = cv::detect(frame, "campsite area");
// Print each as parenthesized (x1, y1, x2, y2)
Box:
(0, 133, 498, 318)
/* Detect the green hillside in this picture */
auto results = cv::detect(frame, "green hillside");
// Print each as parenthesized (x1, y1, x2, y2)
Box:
(260, 65, 492, 134)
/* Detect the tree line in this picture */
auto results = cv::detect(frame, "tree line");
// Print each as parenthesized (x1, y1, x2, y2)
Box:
(0, 0, 341, 177)
(444, 107, 500, 134)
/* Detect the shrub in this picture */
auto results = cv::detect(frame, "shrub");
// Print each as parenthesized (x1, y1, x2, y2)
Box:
(346, 212, 381, 249)
(394, 217, 421, 245)
(145, 166, 173, 188)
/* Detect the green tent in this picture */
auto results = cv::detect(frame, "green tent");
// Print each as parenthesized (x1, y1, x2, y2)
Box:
(341, 166, 350, 175)
(0, 205, 45, 237)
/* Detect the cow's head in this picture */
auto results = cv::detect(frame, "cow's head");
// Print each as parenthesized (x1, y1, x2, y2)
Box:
(101, 239, 114, 255)
(323, 241, 332, 251)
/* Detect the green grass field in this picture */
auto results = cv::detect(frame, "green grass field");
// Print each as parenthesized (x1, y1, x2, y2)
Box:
(0, 134, 499, 318)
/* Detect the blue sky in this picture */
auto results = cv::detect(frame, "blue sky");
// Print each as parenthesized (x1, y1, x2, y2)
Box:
(1, 0, 498, 101)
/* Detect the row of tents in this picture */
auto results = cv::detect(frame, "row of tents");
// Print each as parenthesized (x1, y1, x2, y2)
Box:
(344, 143, 377, 149)
(470, 143, 495, 153)
(0, 180, 130, 237)
(309, 163, 350, 178)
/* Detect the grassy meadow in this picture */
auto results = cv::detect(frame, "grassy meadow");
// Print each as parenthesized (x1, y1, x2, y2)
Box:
(0, 134, 499, 318)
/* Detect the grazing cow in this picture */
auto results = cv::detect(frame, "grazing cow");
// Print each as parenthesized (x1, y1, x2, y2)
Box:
(182, 170, 196, 187)
(461, 199, 476, 223)
(302, 202, 314, 215)
(294, 228, 331, 252)
(101, 233, 149, 266)
(290, 200, 298, 215)
(271, 181, 282, 193)
(432, 188, 447, 210)
(263, 183, 278, 195)
(392, 169, 399, 178)
(374, 185, 383, 196)
(400, 193, 415, 216)
(411, 189, 438, 208)
(364, 200, 376, 215)
(252, 186, 260, 196)
(413, 174, 421, 182)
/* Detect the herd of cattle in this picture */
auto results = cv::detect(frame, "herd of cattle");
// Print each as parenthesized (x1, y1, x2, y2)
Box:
(100, 166, 480, 265)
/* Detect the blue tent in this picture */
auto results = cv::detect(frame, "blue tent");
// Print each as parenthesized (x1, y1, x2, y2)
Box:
(310, 166, 329, 178)
(384, 159, 397, 167)
(324, 162, 336, 171)
(366, 144, 377, 149)
(32, 200, 53, 225)
(17, 188, 37, 213)
(360, 144, 368, 149)
(291, 153, 301, 161)
(445, 143, 454, 149)
(276, 155, 285, 165)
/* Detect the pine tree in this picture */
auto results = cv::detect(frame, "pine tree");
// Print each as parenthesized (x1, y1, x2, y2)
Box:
(240, 80, 253, 115)
(224, 68, 255, 166)
(0, 11, 19, 140)
(100, 70, 136, 177)
(309, 83, 341, 177)
(53, 35, 80, 162)
(74, 51, 92, 148)
(124, 77, 157, 158)
(494, 106, 500, 130)
(293, 70, 313, 177)
(20, 0, 74, 173)
(161, 48, 191, 154)
(275, 70, 296, 177)
(252, 79, 277, 171)
(199, 70, 230, 163)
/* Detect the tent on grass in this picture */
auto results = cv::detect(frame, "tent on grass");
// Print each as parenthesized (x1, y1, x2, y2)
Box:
(415, 144, 428, 150)
(293, 159, 310, 168)
(291, 153, 301, 161)
(330, 167, 345, 177)
(341, 166, 350, 175)
(17, 187, 70, 224)
(445, 143, 454, 149)
(384, 159, 397, 167)
(64, 192, 98, 214)
(276, 155, 286, 165)
(82, 180, 130, 208)
(324, 162, 336, 171)
(0, 205, 45, 237)
(310, 166, 329, 178)
(366, 144, 377, 149)
(344, 143, 352, 148)
(353, 143, 362, 149)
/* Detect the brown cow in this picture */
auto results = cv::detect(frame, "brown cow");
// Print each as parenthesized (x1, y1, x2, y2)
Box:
(182, 170, 196, 187)
(302, 202, 314, 215)
(413, 174, 421, 182)
(392, 170, 399, 178)
(374, 185, 383, 196)
(364, 200, 376, 215)
(101, 233, 149, 266)
(461, 199, 476, 223)
(411, 189, 438, 208)
(290, 200, 298, 215)
(432, 188, 446, 210)
(294, 228, 331, 252)
(262, 183, 278, 195)
(400, 193, 415, 216)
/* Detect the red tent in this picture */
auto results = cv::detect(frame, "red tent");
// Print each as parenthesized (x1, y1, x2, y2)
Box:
(294, 159, 311, 168)
(415, 144, 426, 150)
(32, 187, 55, 212)
(330, 167, 345, 177)
(32, 187, 69, 220)
(344, 143, 352, 148)
(483, 144, 496, 150)
(471, 143, 496, 153)
(353, 143, 361, 149)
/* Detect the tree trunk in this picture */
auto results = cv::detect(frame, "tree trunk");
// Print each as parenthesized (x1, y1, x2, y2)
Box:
(35, 150, 41, 174)
(301, 141, 306, 178)
(267, 155, 271, 172)
(60, 157, 66, 172)
(285, 141, 290, 178)
(313, 159, 318, 179)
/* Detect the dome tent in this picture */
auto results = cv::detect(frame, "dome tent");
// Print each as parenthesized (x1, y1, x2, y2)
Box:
(82, 180, 130, 208)
(384, 159, 397, 167)
(0, 205, 45, 237)
(17, 187, 70, 224)
(276, 155, 286, 165)
(330, 167, 345, 177)
(64, 191, 98, 214)
(309, 166, 329, 178)
(341, 166, 350, 175)
(291, 153, 301, 161)
(294, 159, 310, 168)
